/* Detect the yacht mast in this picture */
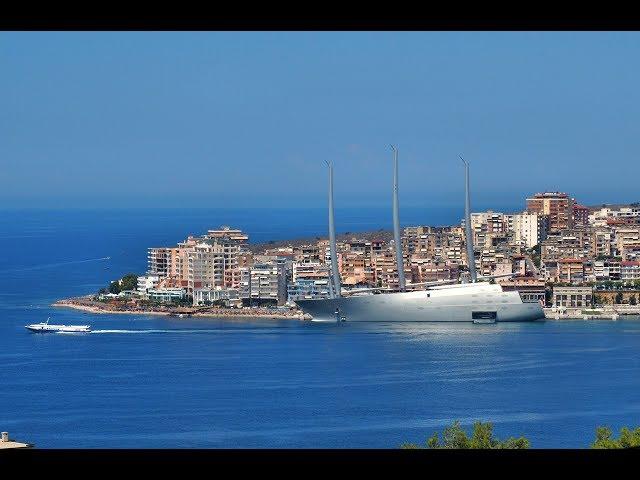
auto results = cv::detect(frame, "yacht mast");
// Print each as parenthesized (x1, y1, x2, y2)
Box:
(461, 155, 477, 283)
(326, 160, 341, 298)
(391, 145, 406, 291)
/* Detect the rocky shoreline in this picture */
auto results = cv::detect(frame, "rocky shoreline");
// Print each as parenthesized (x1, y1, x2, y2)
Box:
(53, 296, 311, 320)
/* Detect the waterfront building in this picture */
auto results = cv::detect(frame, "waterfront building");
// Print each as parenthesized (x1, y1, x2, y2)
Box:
(499, 277, 546, 304)
(187, 240, 226, 293)
(147, 247, 175, 277)
(552, 286, 593, 308)
(526, 192, 575, 232)
(248, 263, 287, 306)
(137, 275, 160, 294)
(193, 287, 240, 306)
(288, 261, 331, 301)
(148, 287, 186, 303)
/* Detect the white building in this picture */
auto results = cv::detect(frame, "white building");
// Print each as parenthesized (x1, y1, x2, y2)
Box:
(148, 288, 186, 303)
(137, 275, 160, 294)
(510, 212, 548, 249)
(248, 263, 287, 305)
(621, 261, 640, 281)
(193, 287, 240, 306)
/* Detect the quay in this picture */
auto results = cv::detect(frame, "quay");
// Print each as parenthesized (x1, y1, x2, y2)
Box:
(543, 306, 640, 320)
(0, 432, 32, 449)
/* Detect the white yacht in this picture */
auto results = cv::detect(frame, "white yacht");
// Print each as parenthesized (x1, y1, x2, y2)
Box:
(295, 151, 545, 323)
(25, 318, 91, 333)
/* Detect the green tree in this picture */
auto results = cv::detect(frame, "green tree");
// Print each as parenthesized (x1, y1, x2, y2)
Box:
(592, 425, 640, 448)
(402, 421, 530, 449)
(442, 421, 471, 448)
(615, 291, 624, 304)
(108, 281, 121, 294)
(399, 443, 421, 449)
(630, 295, 637, 306)
(120, 273, 138, 291)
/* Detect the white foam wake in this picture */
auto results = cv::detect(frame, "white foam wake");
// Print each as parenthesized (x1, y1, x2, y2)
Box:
(0, 257, 111, 273)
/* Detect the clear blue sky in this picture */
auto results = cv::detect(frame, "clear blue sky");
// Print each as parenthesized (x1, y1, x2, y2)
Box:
(2, 31, 639, 209)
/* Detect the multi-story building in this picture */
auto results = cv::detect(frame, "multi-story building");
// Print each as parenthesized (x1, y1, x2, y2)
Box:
(409, 259, 459, 283)
(148, 287, 186, 303)
(339, 251, 373, 286)
(372, 250, 411, 289)
(593, 260, 621, 281)
(552, 286, 593, 308)
(287, 262, 331, 301)
(147, 247, 175, 277)
(137, 275, 160, 294)
(591, 229, 613, 258)
(193, 287, 240, 306)
(499, 278, 546, 304)
(557, 258, 586, 284)
(294, 244, 322, 264)
(621, 261, 640, 281)
(614, 227, 640, 260)
(526, 192, 575, 232)
(248, 263, 287, 306)
(147, 227, 250, 294)
(187, 240, 226, 293)
(573, 204, 590, 228)
(509, 212, 549, 249)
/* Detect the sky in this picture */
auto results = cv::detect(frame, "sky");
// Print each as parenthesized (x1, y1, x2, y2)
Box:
(1, 31, 639, 209)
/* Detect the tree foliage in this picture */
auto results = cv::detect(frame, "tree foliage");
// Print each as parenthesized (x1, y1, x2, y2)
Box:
(108, 281, 121, 294)
(403, 421, 530, 449)
(592, 425, 640, 448)
(120, 273, 138, 291)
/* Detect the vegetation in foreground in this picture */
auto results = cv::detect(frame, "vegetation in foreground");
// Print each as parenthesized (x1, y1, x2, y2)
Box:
(402, 421, 640, 449)
(400, 421, 530, 449)
(592, 426, 640, 448)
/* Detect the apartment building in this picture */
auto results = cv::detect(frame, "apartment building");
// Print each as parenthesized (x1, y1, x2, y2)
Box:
(509, 211, 549, 249)
(526, 192, 575, 232)
(287, 262, 331, 301)
(621, 261, 640, 281)
(248, 263, 287, 306)
(614, 227, 640, 260)
(593, 260, 621, 281)
(557, 258, 586, 284)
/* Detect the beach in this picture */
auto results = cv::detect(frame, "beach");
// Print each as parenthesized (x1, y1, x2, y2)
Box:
(53, 296, 310, 320)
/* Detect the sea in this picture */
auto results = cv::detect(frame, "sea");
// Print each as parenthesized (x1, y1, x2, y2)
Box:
(0, 207, 639, 448)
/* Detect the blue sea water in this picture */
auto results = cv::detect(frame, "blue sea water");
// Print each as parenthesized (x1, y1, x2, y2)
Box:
(1, 207, 639, 448)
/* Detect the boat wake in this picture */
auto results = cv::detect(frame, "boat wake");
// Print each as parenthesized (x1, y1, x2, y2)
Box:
(91, 329, 223, 334)
(0, 257, 111, 274)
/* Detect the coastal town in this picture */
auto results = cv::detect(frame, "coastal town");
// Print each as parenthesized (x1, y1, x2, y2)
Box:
(57, 191, 640, 320)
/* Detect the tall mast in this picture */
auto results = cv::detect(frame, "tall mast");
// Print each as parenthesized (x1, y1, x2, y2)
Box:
(326, 161, 341, 298)
(391, 145, 406, 291)
(461, 155, 477, 283)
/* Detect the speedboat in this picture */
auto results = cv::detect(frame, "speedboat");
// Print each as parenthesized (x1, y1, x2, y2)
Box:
(25, 318, 91, 333)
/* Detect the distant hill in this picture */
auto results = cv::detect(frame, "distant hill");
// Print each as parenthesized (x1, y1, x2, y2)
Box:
(247, 229, 395, 253)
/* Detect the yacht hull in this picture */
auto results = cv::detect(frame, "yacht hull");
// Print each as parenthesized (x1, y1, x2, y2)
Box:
(296, 286, 544, 323)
